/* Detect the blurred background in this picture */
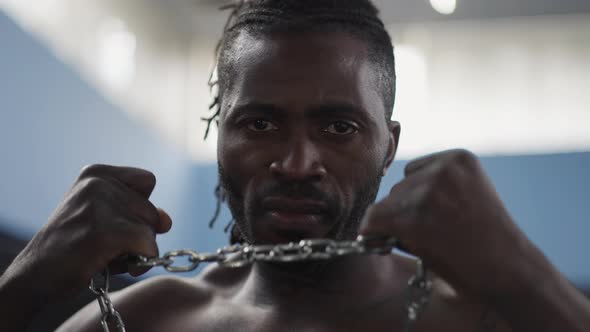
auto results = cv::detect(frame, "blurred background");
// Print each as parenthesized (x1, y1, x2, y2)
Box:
(0, 0, 589, 329)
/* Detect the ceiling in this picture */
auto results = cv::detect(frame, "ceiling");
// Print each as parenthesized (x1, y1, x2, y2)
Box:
(374, 0, 590, 23)
(136, 0, 590, 42)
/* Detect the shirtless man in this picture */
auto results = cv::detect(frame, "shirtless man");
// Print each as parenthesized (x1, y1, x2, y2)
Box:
(2, 0, 590, 331)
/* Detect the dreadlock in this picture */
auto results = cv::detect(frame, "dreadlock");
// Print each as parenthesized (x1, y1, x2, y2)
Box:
(203, 0, 396, 243)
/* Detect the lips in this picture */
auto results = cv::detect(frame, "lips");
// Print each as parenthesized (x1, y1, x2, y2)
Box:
(262, 196, 328, 214)
(262, 196, 329, 228)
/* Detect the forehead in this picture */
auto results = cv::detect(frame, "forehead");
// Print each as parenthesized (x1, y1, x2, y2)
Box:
(221, 29, 385, 119)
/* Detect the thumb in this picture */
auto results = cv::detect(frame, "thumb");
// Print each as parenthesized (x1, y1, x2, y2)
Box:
(156, 208, 173, 234)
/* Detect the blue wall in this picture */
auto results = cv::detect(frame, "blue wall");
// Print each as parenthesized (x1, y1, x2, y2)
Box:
(1, 12, 589, 286)
(0, 11, 228, 257)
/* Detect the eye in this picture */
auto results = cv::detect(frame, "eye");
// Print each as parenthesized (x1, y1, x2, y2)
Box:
(246, 119, 278, 132)
(324, 121, 358, 135)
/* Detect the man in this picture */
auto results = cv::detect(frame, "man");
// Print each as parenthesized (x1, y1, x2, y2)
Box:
(1, 0, 589, 331)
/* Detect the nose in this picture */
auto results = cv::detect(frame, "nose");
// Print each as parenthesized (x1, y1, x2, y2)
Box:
(269, 136, 327, 181)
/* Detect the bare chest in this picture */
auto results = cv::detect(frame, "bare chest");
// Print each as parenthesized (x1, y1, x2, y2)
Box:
(139, 294, 479, 332)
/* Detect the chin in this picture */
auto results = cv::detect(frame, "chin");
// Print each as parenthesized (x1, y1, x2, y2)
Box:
(253, 223, 346, 246)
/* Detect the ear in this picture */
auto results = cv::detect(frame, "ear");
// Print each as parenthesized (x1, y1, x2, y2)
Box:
(382, 121, 401, 176)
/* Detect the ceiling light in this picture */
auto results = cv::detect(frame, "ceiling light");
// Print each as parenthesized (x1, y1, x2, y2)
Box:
(97, 17, 136, 91)
(429, 0, 457, 15)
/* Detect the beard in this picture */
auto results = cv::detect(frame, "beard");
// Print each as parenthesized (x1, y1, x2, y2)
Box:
(218, 163, 383, 245)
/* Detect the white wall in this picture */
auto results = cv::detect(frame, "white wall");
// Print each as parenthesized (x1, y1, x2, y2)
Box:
(390, 15, 590, 157)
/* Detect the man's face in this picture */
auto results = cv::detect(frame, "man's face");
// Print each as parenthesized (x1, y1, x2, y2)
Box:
(217, 30, 398, 244)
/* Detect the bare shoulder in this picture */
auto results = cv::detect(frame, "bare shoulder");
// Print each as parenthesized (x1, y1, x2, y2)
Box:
(56, 275, 214, 332)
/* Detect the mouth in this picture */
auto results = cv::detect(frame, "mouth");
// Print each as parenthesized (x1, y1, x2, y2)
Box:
(261, 196, 330, 230)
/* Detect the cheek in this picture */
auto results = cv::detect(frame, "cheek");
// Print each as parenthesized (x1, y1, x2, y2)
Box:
(219, 134, 270, 193)
(324, 142, 384, 199)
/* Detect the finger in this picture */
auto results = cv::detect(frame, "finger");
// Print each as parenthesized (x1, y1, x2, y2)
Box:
(79, 164, 156, 199)
(359, 173, 423, 237)
(107, 179, 161, 230)
(404, 152, 443, 176)
(404, 149, 476, 176)
(107, 221, 159, 276)
(360, 199, 422, 257)
(359, 192, 413, 239)
(156, 208, 173, 234)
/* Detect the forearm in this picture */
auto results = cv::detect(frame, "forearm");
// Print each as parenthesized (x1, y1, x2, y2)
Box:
(493, 247, 590, 332)
(0, 256, 50, 331)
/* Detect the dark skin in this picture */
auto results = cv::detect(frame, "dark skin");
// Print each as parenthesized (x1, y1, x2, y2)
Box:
(1, 30, 589, 332)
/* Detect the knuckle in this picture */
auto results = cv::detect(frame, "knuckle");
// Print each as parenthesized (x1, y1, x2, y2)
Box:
(432, 150, 477, 182)
(79, 164, 107, 178)
(78, 176, 108, 195)
(75, 199, 98, 219)
(71, 183, 116, 223)
(429, 163, 453, 188)
(451, 149, 479, 170)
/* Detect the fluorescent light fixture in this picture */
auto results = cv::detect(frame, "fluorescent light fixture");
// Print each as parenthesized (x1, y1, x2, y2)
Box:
(97, 17, 136, 91)
(394, 44, 428, 116)
(429, 0, 457, 15)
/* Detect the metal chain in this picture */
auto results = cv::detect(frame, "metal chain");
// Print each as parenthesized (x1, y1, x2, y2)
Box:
(90, 268, 126, 332)
(92, 235, 430, 331)
(131, 235, 399, 271)
(403, 259, 432, 332)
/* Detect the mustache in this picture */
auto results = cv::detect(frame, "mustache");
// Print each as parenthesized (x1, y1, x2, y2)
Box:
(254, 181, 339, 215)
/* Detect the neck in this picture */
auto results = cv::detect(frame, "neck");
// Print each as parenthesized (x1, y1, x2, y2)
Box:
(238, 253, 398, 310)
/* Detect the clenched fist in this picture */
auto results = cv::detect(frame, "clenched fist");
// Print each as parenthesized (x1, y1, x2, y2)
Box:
(360, 149, 541, 303)
(8, 165, 172, 301)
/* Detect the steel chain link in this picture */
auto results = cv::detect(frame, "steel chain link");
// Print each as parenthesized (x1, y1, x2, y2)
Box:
(403, 259, 432, 332)
(131, 236, 399, 271)
(89, 268, 126, 332)
(91, 235, 430, 332)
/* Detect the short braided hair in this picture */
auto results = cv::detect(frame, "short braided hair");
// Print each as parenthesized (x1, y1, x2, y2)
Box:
(203, 0, 396, 139)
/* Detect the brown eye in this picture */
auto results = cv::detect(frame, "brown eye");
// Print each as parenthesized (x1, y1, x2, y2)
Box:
(324, 121, 358, 135)
(247, 119, 278, 132)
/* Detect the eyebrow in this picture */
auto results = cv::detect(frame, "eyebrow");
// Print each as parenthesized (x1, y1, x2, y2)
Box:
(227, 102, 284, 118)
(306, 103, 369, 119)
(227, 101, 370, 121)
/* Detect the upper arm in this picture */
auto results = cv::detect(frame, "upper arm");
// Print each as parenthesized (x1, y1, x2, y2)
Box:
(55, 295, 106, 332)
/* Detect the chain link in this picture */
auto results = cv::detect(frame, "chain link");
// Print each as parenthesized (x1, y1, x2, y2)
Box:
(403, 259, 432, 332)
(92, 235, 430, 331)
(132, 235, 399, 271)
(89, 268, 126, 332)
